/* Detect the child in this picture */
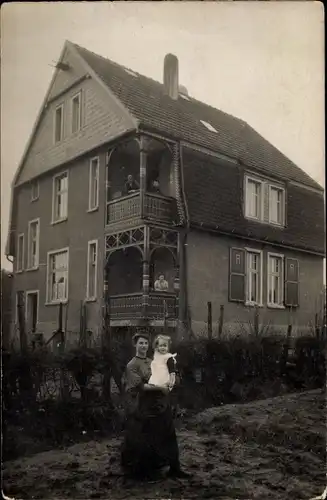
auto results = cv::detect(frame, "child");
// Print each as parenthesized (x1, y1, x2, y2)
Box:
(148, 335, 177, 391)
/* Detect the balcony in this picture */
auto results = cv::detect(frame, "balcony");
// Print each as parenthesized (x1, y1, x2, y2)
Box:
(109, 291, 177, 322)
(106, 192, 175, 226)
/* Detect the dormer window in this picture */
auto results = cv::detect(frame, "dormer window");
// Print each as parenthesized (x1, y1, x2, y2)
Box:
(200, 120, 218, 133)
(244, 174, 285, 227)
(269, 185, 285, 226)
(54, 104, 64, 143)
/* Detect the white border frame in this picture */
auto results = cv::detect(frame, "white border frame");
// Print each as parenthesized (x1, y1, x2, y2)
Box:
(25, 289, 40, 329)
(86, 239, 98, 301)
(16, 233, 24, 273)
(71, 91, 82, 134)
(244, 175, 264, 222)
(53, 103, 64, 144)
(52, 170, 69, 224)
(31, 180, 40, 202)
(268, 184, 285, 227)
(46, 246, 69, 305)
(267, 252, 285, 309)
(245, 247, 263, 307)
(27, 218, 40, 270)
(88, 157, 100, 212)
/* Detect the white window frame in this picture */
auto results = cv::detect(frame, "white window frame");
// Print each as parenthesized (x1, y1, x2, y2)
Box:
(244, 175, 264, 221)
(16, 233, 25, 273)
(88, 157, 100, 212)
(268, 185, 285, 226)
(267, 252, 285, 309)
(25, 290, 39, 327)
(86, 240, 98, 300)
(54, 103, 64, 143)
(245, 248, 263, 306)
(46, 247, 69, 305)
(52, 171, 69, 223)
(31, 180, 39, 201)
(27, 218, 40, 270)
(71, 91, 81, 134)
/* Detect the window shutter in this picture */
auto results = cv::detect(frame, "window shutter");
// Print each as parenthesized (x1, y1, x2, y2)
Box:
(229, 247, 245, 302)
(284, 258, 299, 307)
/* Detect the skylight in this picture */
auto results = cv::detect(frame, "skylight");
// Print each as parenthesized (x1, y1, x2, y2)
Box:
(200, 120, 218, 133)
(180, 93, 190, 101)
(124, 68, 138, 77)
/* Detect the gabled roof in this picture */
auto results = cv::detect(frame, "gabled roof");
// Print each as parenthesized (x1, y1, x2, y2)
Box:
(73, 42, 322, 191)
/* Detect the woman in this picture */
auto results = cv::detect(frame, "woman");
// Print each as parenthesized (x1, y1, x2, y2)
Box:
(121, 332, 189, 479)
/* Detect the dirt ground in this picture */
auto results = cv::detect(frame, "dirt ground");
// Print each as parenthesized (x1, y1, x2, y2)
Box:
(3, 389, 326, 500)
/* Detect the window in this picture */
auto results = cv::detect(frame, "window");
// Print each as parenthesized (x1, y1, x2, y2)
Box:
(267, 253, 284, 307)
(269, 186, 285, 226)
(16, 234, 24, 272)
(52, 172, 68, 222)
(245, 177, 263, 220)
(31, 180, 39, 201)
(71, 92, 81, 133)
(89, 157, 99, 211)
(27, 219, 40, 269)
(246, 250, 262, 305)
(229, 247, 262, 305)
(244, 174, 285, 226)
(47, 249, 69, 303)
(86, 240, 98, 300)
(54, 104, 64, 143)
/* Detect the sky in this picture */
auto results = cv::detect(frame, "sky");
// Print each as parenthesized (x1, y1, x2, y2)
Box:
(1, 1, 325, 271)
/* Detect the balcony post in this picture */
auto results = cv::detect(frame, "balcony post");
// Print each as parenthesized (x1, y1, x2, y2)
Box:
(174, 265, 180, 321)
(139, 135, 148, 219)
(142, 225, 150, 319)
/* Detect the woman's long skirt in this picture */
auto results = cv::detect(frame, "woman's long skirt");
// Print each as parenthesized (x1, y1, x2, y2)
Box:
(121, 391, 179, 476)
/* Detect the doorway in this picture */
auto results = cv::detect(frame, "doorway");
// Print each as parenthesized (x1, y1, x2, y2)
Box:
(26, 291, 38, 333)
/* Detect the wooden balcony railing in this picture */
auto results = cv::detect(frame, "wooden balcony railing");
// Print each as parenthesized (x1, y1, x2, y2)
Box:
(106, 192, 175, 225)
(144, 193, 173, 223)
(107, 193, 140, 225)
(109, 292, 177, 321)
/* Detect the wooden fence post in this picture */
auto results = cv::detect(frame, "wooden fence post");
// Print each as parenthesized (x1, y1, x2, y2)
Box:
(315, 312, 320, 339)
(207, 302, 212, 340)
(218, 305, 224, 338)
(254, 306, 259, 337)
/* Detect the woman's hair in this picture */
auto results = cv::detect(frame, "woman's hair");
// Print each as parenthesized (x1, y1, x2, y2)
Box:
(132, 332, 149, 346)
(153, 334, 172, 350)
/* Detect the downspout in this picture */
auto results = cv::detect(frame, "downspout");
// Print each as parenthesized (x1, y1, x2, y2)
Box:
(177, 143, 193, 338)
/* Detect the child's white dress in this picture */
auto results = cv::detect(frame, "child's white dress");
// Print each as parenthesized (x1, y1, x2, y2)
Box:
(148, 351, 177, 386)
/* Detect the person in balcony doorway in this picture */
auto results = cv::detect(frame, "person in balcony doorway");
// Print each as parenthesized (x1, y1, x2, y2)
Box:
(121, 332, 190, 480)
(154, 274, 169, 292)
(125, 174, 140, 194)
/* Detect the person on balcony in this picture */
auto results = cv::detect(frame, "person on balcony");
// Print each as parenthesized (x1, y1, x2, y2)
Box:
(154, 274, 169, 292)
(125, 174, 140, 194)
(121, 332, 190, 480)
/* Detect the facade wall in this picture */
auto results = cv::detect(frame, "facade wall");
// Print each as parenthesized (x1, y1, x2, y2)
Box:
(11, 147, 108, 344)
(186, 229, 324, 336)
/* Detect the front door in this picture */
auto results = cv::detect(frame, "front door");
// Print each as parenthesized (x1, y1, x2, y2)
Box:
(26, 292, 38, 333)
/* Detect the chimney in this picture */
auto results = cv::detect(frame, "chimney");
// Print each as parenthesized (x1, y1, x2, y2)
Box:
(163, 54, 179, 100)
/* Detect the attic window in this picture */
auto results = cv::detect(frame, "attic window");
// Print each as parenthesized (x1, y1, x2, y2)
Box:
(200, 120, 218, 133)
(124, 68, 138, 77)
(180, 94, 190, 101)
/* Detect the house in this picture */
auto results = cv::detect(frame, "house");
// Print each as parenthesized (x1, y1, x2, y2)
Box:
(5, 41, 325, 345)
